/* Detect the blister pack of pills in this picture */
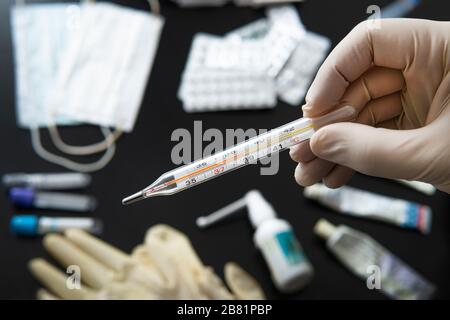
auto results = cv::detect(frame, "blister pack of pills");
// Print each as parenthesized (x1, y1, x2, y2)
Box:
(264, 24, 304, 77)
(230, 7, 330, 106)
(178, 5, 330, 112)
(276, 31, 331, 106)
(180, 69, 277, 112)
(179, 34, 277, 113)
(227, 6, 306, 78)
(226, 20, 301, 78)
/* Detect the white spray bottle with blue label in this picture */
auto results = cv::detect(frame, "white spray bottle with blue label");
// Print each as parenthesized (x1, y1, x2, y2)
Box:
(197, 190, 314, 293)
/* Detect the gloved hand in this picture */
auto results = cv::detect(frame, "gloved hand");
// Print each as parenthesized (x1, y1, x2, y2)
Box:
(289, 19, 450, 193)
(29, 225, 265, 300)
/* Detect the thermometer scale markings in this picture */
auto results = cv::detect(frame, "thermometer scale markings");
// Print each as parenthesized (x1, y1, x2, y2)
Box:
(145, 123, 314, 196)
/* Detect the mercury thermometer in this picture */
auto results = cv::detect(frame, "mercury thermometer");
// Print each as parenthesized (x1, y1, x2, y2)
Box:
(122, 106, 354, 205)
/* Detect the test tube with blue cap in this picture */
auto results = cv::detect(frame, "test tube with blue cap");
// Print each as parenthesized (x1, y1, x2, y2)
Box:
(10, 215, 103, 237)
(8, 187, 97, 212)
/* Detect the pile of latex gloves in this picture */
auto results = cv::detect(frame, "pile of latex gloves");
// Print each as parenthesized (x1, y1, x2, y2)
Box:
(178, 5, 331, 113)
(29, 225, 265, 300)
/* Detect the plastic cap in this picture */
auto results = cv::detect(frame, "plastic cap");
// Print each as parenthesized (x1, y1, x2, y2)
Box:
(314, 219, 336, 241)
(303, 184, 323, 200)
(9, 187, 35, 207)
(10, 215, 39, 236)
(245, 190, 276, 228)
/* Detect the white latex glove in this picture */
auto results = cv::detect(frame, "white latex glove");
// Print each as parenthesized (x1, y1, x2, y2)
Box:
(29, 226, 265, 300)
(289, 19, 450, 193)
(136, 224, 265, 300)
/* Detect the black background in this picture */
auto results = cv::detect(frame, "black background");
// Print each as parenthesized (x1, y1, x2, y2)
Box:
(0, 0, 449, 300)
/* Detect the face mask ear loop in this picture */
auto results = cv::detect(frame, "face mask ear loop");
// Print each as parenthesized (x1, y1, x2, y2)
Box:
(31, 126, 117, 173)
(47, 124, 123, 155)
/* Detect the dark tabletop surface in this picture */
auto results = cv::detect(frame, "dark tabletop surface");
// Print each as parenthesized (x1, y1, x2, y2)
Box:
(0, 0, 449, 300)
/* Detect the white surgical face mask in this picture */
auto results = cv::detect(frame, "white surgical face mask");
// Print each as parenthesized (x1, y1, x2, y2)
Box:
(11, 0, 164, 172)
(49, 2, 163, 132)
(11, 2, 80, 128)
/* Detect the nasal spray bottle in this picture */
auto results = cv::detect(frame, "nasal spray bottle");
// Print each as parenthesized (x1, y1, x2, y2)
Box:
(197, 190, 314, 293)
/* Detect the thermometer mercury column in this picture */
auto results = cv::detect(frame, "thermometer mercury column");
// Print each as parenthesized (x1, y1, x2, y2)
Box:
(122, 106, 354, 205)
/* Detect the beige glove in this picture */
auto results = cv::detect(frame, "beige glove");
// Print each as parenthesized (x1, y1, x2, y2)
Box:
(134, 224, 264, 299)
(29, 226, 265, 300)
(289, 19, 450, 193)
